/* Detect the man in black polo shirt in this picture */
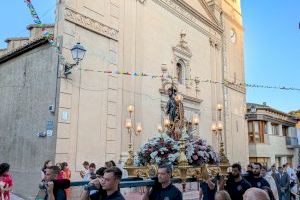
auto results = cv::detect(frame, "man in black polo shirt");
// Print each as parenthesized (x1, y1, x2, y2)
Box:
(224, 163, 251, 200)
(247, 162, 270, 189)
(143, 164, 183, 200)
(102, 167, 125, 200)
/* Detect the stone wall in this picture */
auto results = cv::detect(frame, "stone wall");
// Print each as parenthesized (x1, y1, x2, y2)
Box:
(0, 45, 58, 199)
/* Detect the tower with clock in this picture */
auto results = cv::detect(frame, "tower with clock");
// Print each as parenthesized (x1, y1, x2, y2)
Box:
(207, 0, 248, 164)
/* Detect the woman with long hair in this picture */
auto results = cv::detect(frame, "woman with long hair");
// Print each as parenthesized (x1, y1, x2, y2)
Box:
(0, 163, 13, 200)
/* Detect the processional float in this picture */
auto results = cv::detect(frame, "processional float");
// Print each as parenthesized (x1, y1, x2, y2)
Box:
(123, 75, 230, 191)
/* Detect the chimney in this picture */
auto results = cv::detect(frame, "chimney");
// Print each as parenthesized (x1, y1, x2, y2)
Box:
(5, 37, 29, 51)
(27, 24, 55, 41)
(263, 102, 267, 106)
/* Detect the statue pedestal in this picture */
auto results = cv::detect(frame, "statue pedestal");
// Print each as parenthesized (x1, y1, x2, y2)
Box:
(124, 162, 230, 192)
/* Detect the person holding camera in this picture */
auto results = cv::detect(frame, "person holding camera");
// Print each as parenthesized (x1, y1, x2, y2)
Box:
(37, 166, 70, 200)
(80, 167, 106, 200)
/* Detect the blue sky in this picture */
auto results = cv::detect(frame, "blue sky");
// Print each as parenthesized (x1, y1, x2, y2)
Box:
(242, 1, 300, 112)
(0, 0, 55, 47)
(0, 1, 299, 112)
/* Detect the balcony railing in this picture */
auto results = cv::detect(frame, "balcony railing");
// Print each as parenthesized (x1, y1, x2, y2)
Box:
(286, 137, 299, 148)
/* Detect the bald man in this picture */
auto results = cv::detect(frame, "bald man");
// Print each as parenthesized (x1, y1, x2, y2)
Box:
(243, 188, 270, 200)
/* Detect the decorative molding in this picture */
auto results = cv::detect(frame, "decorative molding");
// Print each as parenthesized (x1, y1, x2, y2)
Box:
(209, 37, 221, 50)
(224, 80, 246, 94)
(172, 31, 192, 89)
(152, 0, 223, 41)
(222, 11, 244, 31)
(159, 89, 203, 104)
(173, 31, 192, 58)
(64, 8, 119, 41)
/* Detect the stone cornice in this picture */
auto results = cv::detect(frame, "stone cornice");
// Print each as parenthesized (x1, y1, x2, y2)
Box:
(246, 113, 296, 126)
(222, 11, 244, 31)
(176, 0, 222, 33)
(152, 0, 223, 41)
(64, 7, 119, 41)
(224, 80, 246, 94)
(159, 89, 203, 104)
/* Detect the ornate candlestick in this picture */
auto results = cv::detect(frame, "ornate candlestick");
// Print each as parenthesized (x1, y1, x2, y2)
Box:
(124, 105, 142, 167)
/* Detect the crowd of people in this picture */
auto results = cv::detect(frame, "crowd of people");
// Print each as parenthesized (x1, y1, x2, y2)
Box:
(1, 160, 300, 200)
(37, 160, 123, 200)
(199, 162, 300, 200)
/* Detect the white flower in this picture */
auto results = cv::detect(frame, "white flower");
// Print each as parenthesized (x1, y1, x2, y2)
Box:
(150, 151, 158, 158)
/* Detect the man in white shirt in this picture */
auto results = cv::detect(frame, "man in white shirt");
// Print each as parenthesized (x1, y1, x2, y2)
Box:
(261, 166, 279, 200)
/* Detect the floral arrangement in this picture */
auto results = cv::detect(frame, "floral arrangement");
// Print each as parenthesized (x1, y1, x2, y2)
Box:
(135, 134, 180, 166)
(135, 134, 219, 166)
(185, 138, 220, 166)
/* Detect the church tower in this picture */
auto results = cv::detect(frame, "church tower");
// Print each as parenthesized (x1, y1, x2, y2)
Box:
(208, 0, 248, 165)
(222, 0, 248, 166)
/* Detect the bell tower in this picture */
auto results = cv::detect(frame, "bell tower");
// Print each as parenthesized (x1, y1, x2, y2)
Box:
(208, 0, 248, 165)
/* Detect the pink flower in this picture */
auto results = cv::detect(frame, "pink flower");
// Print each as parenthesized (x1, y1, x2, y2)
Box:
(192, 155, 198, 160)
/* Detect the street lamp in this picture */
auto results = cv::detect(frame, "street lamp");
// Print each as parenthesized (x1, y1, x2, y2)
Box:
(217, 103, 223, 121)
(124, 105, 142, 166)
(212, 121, 228, 163)
(71, 42, 87, 64)
(188, 114, 200, 136)
(64, 42, 87, 76)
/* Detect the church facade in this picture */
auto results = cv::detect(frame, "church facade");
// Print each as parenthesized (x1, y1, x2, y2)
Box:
(0, 0, 248, 198)
(54, 0, 248, 174)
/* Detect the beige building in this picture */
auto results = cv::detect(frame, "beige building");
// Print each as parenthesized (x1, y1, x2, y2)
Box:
(246, 103, 300, 168)
(54, 0, 247, 171)
(0, 0, 248, 197)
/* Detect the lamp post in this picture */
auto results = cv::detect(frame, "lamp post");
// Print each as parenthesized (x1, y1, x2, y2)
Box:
(125, 105, 142, 166)
(64, 42, 87, 76)
(217, 103, 223, 121)
(212, 121, 228, 163)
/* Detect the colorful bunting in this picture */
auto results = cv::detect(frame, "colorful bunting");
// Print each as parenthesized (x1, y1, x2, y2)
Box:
(23, 2, 300, 92)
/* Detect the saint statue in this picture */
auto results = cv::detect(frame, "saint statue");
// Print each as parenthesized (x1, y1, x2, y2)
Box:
(165, 87, 184, 140)
(165, 87, 177, 122)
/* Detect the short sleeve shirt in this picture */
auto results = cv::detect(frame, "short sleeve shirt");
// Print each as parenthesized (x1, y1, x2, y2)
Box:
(225, 178, 251, 200)
(248, 177, 270, 189)
(102, 191, 125, 200)
(149, 183, 183, 200)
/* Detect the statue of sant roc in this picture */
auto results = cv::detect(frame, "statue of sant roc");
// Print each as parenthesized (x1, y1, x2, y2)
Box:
(165, 87, 184, 141)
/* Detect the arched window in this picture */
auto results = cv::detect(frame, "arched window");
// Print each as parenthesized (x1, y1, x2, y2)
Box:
(176, 61, 185, 85)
